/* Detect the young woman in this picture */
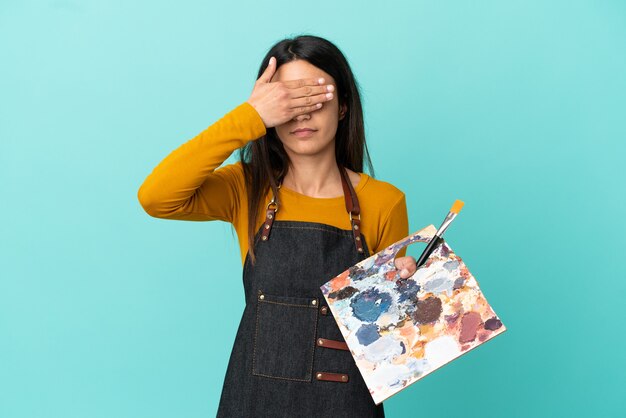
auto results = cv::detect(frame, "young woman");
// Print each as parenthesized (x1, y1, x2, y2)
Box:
(138, 35, 417, 417)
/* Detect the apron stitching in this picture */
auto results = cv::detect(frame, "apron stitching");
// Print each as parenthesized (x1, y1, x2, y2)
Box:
(271, 225, 355, 235)
(251, 293, 260, 376)
(246, 225, 369, 274)
(309, 305, 319, 382)
(251, 296, 318, 382)
(252, 373, 310, 382)
(258, 300, 319, 308)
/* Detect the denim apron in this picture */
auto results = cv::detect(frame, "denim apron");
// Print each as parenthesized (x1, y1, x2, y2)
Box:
(216, 166, 385, 417)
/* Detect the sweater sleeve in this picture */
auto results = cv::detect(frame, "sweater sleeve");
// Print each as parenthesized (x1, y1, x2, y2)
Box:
(376, 193, 410, 258)
(137, 101, 266, 222)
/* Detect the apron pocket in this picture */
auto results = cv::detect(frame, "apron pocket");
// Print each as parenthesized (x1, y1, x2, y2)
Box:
(252, 291, 319, 381)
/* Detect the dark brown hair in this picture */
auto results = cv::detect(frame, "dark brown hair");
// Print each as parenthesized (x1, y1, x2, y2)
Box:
(238, 34, 375, 265)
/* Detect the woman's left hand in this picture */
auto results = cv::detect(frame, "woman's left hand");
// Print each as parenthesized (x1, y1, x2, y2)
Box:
(394, 256, 417, 279)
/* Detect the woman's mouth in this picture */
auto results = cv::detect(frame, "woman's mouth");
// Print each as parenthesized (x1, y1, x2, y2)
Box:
(292, 129, 317, 138)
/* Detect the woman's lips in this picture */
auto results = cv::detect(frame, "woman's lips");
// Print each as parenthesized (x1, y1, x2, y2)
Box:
(292, 129, 317, 138)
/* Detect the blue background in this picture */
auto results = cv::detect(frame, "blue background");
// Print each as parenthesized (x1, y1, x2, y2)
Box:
(1, 1, 624, 417)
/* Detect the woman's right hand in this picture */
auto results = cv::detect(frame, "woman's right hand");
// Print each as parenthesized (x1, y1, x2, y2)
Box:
(246, 56, 335, 129)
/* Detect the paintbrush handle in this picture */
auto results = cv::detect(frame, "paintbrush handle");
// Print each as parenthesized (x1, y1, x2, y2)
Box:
(415, 235, 444, 269)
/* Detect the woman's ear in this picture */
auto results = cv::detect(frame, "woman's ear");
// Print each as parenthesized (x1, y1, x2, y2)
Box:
(338, 102, 347, 120)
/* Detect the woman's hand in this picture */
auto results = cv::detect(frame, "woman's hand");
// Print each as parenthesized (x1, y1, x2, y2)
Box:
(246, 56, 335, 129)
(394, 256, 417, 280)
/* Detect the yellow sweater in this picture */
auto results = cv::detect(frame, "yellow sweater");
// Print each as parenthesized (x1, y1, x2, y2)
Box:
(137, 101, 408, 266)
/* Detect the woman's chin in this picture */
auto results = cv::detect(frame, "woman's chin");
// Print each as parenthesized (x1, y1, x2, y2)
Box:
(280, 136, 335, 157)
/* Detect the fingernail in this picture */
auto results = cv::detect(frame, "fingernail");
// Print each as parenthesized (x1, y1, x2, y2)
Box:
(401, 269, 409, 276)
(318, 77, 325, 84)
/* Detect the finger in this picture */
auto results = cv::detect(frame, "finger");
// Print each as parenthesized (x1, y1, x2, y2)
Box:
(394, 256, 411, 270)
(290, 91, 333, 109)
(289, 102, 324, 117)
(394, 257, 408, 278)
(290, 83, 334, 100)
(257, 56, 277, 84)
(282, 77, 326, 89)
(395, 256, 417, 279)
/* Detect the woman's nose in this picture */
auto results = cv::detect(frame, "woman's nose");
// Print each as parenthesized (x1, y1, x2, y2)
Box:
(292, 112, 311, 121)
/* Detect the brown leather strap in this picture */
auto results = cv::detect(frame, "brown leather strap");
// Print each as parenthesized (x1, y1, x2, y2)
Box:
(260, 205, 277, 242)
(260, 184, 280, 242)
(315, 371, 349, 383)
(339, 165, 360, 216)
(316, 337, 349, 351)
(339, 166, 364, 254)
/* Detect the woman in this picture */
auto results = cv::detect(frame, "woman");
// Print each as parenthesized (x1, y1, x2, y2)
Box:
(138, 35, 417, 417)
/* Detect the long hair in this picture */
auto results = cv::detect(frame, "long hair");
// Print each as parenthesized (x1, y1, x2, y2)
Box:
(239, 34, 375, 265)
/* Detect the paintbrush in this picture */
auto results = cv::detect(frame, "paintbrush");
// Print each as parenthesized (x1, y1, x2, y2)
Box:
(415, 200, 465, 269)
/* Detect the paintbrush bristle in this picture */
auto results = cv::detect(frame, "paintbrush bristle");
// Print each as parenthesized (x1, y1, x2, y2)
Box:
(450, 199, 464, 214)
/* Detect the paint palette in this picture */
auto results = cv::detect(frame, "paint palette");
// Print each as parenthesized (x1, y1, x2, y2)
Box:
(320, 224, 506, 405)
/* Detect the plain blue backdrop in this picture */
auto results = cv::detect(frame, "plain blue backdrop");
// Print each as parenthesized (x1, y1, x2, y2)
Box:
(1, 1, 624, 417)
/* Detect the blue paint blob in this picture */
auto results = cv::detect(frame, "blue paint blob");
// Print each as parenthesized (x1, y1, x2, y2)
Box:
(396, 280, 420, 303)
(355, 323, 380, 346)
(444, 260, 460, 271)
(350, 288, 392, 322)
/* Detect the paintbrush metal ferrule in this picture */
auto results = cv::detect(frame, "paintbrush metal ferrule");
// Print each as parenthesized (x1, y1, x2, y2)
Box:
(435, 211, 457, 237)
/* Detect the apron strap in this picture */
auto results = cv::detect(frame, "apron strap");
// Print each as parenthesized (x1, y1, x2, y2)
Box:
(339, 165, 365, 254)
(260, 190, 278, 242)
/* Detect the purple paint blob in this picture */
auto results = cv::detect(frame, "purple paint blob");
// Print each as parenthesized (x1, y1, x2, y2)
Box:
(485, 317, 503, 330)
